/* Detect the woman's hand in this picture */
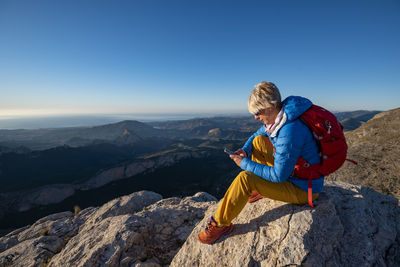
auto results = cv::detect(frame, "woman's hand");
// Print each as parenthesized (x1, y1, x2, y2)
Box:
(230, 154, 244, 167)
(234, 149, 247, 158)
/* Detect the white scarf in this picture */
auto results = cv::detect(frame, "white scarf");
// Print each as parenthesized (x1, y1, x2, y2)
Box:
(265, 108, 286, 137)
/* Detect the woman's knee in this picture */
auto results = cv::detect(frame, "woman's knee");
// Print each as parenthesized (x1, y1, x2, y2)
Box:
(236, 171, 251, 181)
(251, 137, 274, 167)
(253, 135, 268, 147)
(232, 171, 248, 186)
(234, 171, 257, 191)
(252, 135, 268, 147)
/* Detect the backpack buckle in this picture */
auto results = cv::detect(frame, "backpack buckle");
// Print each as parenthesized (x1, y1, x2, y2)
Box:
(325, 120, 332, 134)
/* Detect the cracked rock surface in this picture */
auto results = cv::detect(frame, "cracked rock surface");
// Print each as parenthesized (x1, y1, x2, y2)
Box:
(1, 182, 399, 267)
(0, 190, 217, 267)
(171, 181, 400, 267)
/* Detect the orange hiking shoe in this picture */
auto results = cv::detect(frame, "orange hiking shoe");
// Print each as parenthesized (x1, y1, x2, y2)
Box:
(198, 216, 234, 244)
(248, 191, 264, 203)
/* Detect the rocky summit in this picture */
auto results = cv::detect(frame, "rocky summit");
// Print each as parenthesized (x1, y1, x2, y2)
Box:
(0, 191, 217, 267)
(0, 181, 399, 267)
(172, 181, 400, 267)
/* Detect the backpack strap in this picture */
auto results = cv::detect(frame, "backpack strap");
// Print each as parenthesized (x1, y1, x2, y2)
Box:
(308, 176, 315, 208)
(307, 170, 316, 208)
(345, 158, 358, 165)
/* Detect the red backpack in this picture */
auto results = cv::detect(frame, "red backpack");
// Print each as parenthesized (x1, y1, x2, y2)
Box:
(293, 105, 355, 207)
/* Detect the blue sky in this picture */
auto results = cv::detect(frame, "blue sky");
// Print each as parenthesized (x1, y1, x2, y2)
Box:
(0, 0, 399, 118)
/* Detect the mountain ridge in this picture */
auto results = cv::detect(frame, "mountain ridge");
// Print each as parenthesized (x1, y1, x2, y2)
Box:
(0, 110, 380, 150)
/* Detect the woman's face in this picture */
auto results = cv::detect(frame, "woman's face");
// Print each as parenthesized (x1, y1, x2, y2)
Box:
(254, 106, 280, 125)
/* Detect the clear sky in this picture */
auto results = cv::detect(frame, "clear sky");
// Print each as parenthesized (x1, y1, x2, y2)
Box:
(0, 0, 399, 118)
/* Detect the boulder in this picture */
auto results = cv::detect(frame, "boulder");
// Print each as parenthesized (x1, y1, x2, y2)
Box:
(0, 211, 75, 254)
(171, 181, 400, 267)
(0, 190, 216, 267)
(83, 190, 163, 224)
(48, 192, 216, 266)
(2, 182, 399, 267)
(0, 236, 64, 267)
(0, 191, 164, 267)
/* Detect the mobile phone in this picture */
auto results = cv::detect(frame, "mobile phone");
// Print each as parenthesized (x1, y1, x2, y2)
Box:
(224, 148, 235, 155)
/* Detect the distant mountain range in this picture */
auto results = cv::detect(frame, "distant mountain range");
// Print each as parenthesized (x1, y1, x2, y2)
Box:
(0, 120, 164, 150)
(333, 110, 382, 130)
(0, 110, 381, 151)
(334, 110, 382, 121)
(0, 117, 260, 150)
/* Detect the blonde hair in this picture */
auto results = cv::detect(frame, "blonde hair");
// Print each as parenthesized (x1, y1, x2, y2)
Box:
(248, 81, 282, 114)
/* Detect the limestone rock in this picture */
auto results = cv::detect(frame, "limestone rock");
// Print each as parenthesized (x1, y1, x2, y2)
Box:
(0, 211, 75, 254)
(2, 182, 398, 267)
(0, 190, 166, 267)
(171, 181, 400, 267)
(48, 192, 216, 266)
(0, 190, 216, 266)
(0, 236, 64, 267)
(84, 190, 163, 224)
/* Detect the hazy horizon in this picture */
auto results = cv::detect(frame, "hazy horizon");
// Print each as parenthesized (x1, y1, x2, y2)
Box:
(0, 108, 387, 130)
(0, 112, 250, 130)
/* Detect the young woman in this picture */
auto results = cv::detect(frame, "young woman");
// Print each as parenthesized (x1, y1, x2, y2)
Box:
(198, 81, 323, 244)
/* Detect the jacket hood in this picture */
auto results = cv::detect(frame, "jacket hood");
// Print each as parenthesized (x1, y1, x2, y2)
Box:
(282, 96, 313, 122)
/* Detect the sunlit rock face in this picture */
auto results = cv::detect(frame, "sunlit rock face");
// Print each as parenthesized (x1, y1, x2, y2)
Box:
(0, 190, 216, 267)
(1, 181, 399, 267)
(171, 181, 400, 267)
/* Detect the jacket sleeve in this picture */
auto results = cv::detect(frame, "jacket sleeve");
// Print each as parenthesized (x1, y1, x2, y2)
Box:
(240, 122, 305, 183)
(241, 126, 266, 157)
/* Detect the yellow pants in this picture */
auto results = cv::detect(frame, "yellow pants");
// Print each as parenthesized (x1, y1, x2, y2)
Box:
(215, 135, 319, 226)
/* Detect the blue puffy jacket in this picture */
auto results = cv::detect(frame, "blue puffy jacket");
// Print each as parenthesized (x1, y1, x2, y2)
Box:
(240, 96, 324, 193)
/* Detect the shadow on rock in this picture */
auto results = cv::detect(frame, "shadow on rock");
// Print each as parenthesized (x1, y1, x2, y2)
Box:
(302, 183, 400, 266)
(216, 203, 295, 244)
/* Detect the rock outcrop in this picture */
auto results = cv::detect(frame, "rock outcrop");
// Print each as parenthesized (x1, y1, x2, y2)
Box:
(0, 190, 217, 266)
(1, 182, 399, 267)
(171, 181, 400, 267)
